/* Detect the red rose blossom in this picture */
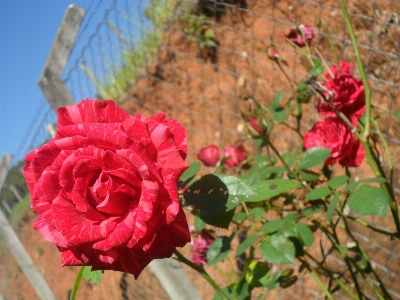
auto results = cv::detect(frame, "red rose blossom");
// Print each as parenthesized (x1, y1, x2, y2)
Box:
(303, 117, 365, 167)
(317, 71, 365, 118)
(197, 145, 222, 167)
(22, 99, 191, 278)
(325, 60, 354, 79)
(224, 145, 247, 167)
(283, 24, 315, 47)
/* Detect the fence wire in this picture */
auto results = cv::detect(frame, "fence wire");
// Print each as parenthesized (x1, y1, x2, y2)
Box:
(4, 0, 400, 299)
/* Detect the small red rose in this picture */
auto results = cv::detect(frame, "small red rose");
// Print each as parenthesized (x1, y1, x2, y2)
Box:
(303, 117, 365, 167)
(317, 71, 366, 118)
(283, 24, 315, 47)
(22, 99, 191, 278)
(325, 60, 354, 79)
(190, 230, 215, 266)
(197, 145, 222, 167)
(224, 145, 247, 167)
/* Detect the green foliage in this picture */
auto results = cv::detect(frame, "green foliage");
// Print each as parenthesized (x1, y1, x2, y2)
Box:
(347, 185, 389, 217)
(299, 147, 332, 169)
(8, 194, 30, 227)
(179, 9, 217, 54)
(82, 266, 104, 284)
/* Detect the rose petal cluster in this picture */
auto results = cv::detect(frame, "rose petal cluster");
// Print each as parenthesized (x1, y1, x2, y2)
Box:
(317, 61, 365, 118)
(190, 230, 215, 266)
(304, 117, 365, 167)
(197, 145, 222, 167)
(283, 24, 315, 47)
(22, 99, 191, 278)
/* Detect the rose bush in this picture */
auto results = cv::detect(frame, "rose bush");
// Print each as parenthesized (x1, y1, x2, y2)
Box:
(303, 117, 365, 167)
(22, 99, 191, 278)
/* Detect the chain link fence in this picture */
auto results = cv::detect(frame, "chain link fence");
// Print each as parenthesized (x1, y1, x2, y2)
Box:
(2, 0, 400, 299)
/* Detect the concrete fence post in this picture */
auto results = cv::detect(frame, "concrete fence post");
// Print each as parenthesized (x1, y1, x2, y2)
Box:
(38, 4, 85, 112)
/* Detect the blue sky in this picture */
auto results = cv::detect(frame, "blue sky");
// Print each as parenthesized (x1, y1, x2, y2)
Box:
(0, 0, 89, 162)
(0, 0, 135, 164)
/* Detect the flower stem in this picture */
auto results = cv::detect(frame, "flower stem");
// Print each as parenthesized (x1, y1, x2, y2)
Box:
(70, 266, 84, 300)
(339, 0, 371, 137)
(173, 250, 228, 299)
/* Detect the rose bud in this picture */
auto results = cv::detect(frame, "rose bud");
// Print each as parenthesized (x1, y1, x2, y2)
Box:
(197, 145, 222, 167)
(245, 115, 267, 138)
(303, 117, 365, 167)
(283, 24, 315, 47)
(22, 99, 191, 279)
(190, 230, 215, 266)
(266, 46, 279, 61)
(224, 145, 247, 167)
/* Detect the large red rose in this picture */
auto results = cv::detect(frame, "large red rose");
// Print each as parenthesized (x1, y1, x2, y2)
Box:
(303, 117, 365, 167)
(317, 65, 365, 118)
(22, 99, 191, 278)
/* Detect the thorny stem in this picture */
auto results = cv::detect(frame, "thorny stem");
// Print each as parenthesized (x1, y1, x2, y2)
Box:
(174, 250, 228, 299)
(340, 0, 371, 137)
(286, 38, 314, 67)
(277, 61, 297, 95)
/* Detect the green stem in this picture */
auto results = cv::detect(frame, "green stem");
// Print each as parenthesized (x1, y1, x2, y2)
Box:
(173, 250, 228, 299)
(310, 270, 333, 299)
(70, 266, 85, 300)
(286, 38, 314, 67)
(339, 0, 371, 137)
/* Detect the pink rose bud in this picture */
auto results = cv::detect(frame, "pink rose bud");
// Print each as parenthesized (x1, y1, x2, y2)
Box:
(197, 145, 222, 167)
(266, 46, 279, 61)
(246, 116, 266, 138)
(283, 24, 315, 47)
(224, 145, 247, 167)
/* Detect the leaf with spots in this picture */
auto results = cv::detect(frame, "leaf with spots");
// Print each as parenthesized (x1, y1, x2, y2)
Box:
(199, 208, 235, 229)
(247, 179, 303, 203)
(183, 174, 255, 212)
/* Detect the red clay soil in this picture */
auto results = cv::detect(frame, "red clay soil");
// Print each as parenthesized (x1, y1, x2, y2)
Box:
(1, 0, 399, 299)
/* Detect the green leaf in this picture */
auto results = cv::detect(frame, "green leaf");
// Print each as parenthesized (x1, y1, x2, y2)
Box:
(82, 266, 103, 284)
(271, 109, 288, 123)
(326, 194, 339, 222)
(272, 92, 284, 108)
(295, 223, 314, 247)
(216, 175, 256, 210)
(328, 176, 349, 189)
(194, 215, 206, 231)
(199, 209, 235, 229)
(299, 170, 320, 182)
(260, 219, 285, 234)
(250, 207, 265, 218)
(311, 59, 323, 75)
(260, 235, 295, 265)
(248, 179, 302, 203)
(207, 233, 235, 265)
(246, 261, 271, 287)
(184, 174, 229, 212)
(178, 162, 201, 189)
(299, 147, 331, 169)
(305, 187, 332, 201)
(347, 185, 389, 217)
(301, 205, 324, 218)
(236, 234, 258, 256)
(232, 212, 247, 221)
(394, 109, 400, 120)
(346, 177, 387, 191)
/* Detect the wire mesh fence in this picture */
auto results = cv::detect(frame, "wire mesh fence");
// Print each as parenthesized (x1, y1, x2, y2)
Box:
(2, 0, 400, 299)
